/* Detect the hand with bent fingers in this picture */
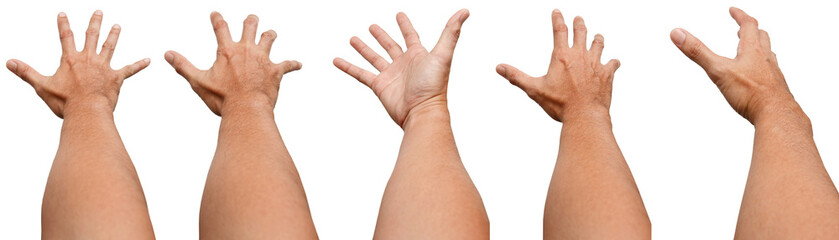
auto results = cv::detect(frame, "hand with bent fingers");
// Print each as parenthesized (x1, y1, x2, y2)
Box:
(497, 9, 620, 123)
(333, 9, 470, 127)
(165, 12, 301, 116)
(6, 10, 150, 118)
(671, 7, 792, 124)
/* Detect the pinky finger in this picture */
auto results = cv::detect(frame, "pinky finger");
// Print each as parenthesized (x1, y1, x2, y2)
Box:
(6, 59, 46, 86)
(119, 58, 151, 79)
(605, 59, 621, 73)
(277, 60, 302, 74)
(333, 57, 376, 88)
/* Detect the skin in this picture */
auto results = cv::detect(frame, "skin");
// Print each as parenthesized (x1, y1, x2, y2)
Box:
(333, 9, 490, 239)
(6, 11, 153, 239)
(671, 7, 839, 239)
(164, 12, 316, 239)
(496, 9, 651, 239)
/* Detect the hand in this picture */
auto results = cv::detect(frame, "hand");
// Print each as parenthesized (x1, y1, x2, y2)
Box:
(671, 7, 794, 124)
(333, 9, 470, 128)
(496, 10, 620, 123)
(6, 11, 150, 118)
(164, 12, 302, 116)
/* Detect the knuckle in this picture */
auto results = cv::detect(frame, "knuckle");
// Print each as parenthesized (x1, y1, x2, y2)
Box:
(554, 24, 568, 33)
(59, 29, 74, 39)
(102, 42, 115, 50)
(86, 28, 99, 36)
(686, 42, 704, 59)
(213, 20, 228, 31)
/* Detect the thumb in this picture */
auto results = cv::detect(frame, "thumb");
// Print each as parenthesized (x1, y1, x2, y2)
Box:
(670, 28, 726, 72)
(6, 59, 46, 86)
(430, 9, 470, 62)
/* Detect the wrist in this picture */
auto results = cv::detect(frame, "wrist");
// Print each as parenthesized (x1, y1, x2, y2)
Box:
(62, 97, 114, 119)
(220, 96, 275, 118)
(560, 105, 612, 126)
(402, 96, 450, 130)
(751, 100, 812, 131)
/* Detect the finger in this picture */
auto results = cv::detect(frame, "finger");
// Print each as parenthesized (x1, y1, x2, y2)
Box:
(84, 10, 103, 53)
(590, 34, 605, 63)
(551, 9, 569, 49)
(57, 12, 76, 53)
(496, 64, 538, 91)
(100, 24, 121, 62)
(670, 28, 726, 72)
(276, 60, 302, 75)
(396, 12, 421, 48)
(350, 36, 389, 71)
(730, 7, 759, 43)
(164, 51, 201, 80)
(210, 12, 233, 47)
(369, 24, 403, 60)
(572, 16, 587, 49)
(333, 57, 376, 87)
(604, 59, 621, 73)
(759, 29, 771, 51)
(257, 30, 277, 52)
(430, 9, 469, 62)
(241, 14, 258, 44)
(6, 59, 47, 86)
(119, 58, 151, 79)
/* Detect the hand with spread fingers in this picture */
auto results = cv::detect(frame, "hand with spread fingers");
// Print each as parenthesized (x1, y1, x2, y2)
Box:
(334, 9, 469, 127)
(165, 12, 301, 116)
(335, 10, 489, 239)
(497, 10, 620, 123)
(6, 11, 155, 239)
(672, 7, 839, 239)
(498, 10, 650, 239)
(670, 7, 793, 124)
(7, 11, 149, 118)
(164, 12, 317, 239)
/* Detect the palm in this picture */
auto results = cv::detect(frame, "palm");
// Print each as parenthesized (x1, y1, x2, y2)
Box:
(334, 10, 469, 127)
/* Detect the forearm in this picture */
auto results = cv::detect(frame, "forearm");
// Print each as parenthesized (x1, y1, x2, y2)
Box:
(736, 103, 839, 239)
(43, 103, 153, 239)
(545, 110, 649, 239)
(200, 102, 316, 239)
(374, 103, 489, 239)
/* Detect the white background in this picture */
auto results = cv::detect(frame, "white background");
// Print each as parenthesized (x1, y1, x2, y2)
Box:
(1, 0, 837, 239)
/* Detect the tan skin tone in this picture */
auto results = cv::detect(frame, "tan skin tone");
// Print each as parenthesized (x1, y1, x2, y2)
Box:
(671, 7, 839, 239)
(164, 12, 315, 239)
(497, 9, 650, 239)
(334, 9, 489, 239)
(6, 11, 153, 239)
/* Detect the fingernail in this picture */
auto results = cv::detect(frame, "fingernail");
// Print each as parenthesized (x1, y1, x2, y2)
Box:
(113, 24, 121, 30)
(58, 12, 66, 17)
(143, 58, 151, 64)
(553, 9, 560, 13)
(94, 10, 103, 16)
(496, 65, 506, 75)
(164, 52, 174, 63)
(671, 28, 686, 45)
(7, 61, 17, 71)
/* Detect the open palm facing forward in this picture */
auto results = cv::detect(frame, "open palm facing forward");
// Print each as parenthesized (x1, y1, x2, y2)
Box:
(334, 9, 469, 127)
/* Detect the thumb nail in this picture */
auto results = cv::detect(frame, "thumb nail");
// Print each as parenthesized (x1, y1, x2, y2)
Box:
(164, 52, 174, 63)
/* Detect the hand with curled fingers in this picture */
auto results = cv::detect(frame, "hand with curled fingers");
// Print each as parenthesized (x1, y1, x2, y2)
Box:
(164, 12, 301, 116)
(333, 9, 470, 128)
(497, 9, 620, 123)
(671, 7, 793, 124)
(6, 10, 150, 118)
